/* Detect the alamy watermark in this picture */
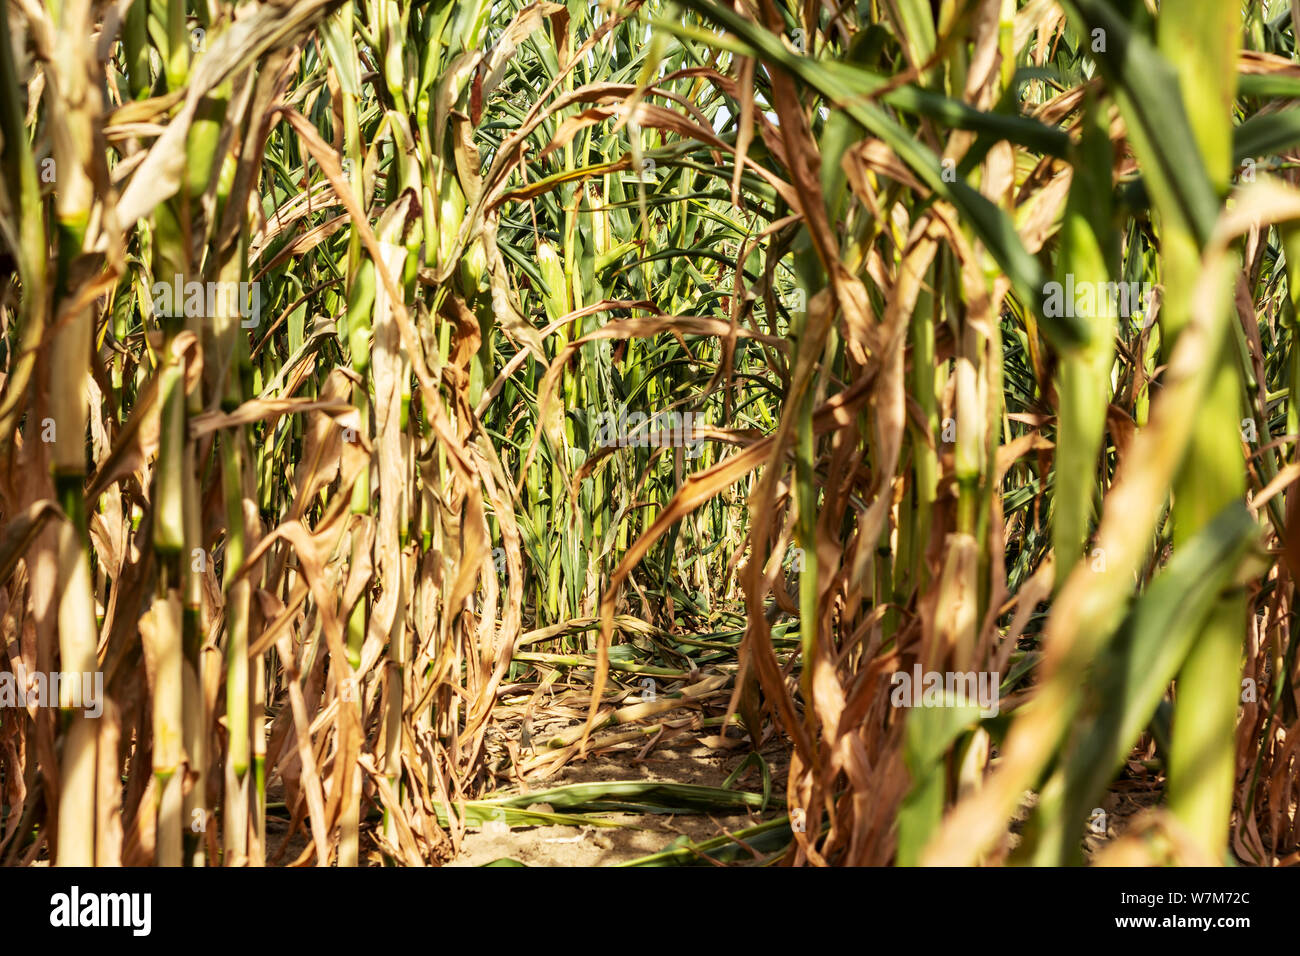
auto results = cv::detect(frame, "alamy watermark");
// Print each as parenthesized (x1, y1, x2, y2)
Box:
(889, 665, 1000, 718)
(150, 274, 261, 328)
(0, 669, 103, 718)
(591, 405, 705, 458)
(1042, 275, 1154, 326)
(49, 886, 150, 936)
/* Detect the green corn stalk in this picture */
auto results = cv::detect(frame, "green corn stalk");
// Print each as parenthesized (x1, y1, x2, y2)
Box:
(1051, 94, 1118, 570)
(1157, 0, 1247, 862)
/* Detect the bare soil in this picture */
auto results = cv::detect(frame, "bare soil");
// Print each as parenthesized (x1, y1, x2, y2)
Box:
(448, 736, 790, 866)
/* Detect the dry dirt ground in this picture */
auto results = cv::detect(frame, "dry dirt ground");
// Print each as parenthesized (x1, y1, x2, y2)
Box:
(263, 682, 1170, 866)
(264, 738, 1170, 866)
(262, 728, 789, 866)
(447, 737, 790, 866)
